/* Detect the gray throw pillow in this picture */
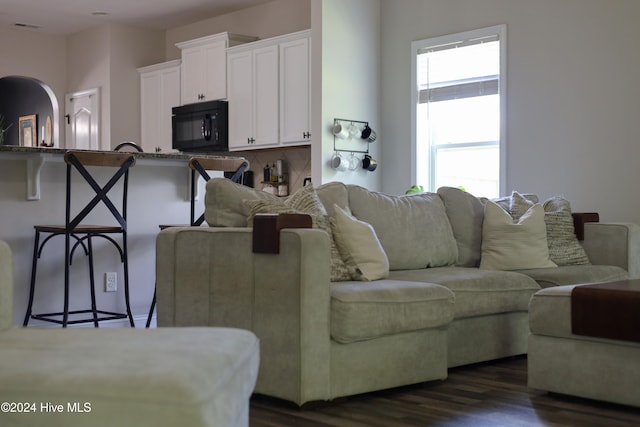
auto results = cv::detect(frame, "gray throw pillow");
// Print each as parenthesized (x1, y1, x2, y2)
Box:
(543, 197, 591, 266)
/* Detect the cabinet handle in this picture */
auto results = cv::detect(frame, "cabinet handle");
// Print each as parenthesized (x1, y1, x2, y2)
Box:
(248, 138, 255, 144)
(303, 132, 311, 139)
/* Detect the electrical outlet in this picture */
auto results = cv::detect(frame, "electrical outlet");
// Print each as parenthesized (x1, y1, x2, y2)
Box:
(105, 272, 117, 292)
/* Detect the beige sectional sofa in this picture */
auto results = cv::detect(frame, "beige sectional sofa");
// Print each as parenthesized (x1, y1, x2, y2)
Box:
(156, 179, 640, 406)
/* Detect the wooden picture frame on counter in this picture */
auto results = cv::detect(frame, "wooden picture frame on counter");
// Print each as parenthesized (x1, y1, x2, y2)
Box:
(19, 114, 37, 147)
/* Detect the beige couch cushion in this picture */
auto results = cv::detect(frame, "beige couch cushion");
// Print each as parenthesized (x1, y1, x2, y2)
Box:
(331, 205, 389, 281)
(330, 280, 454, 343)
(316, 181, 350, 217)
(529, 285, 579, 339)
(516, 265, 628, 288)
(205, 178, 277, 227)
(388, 267, 540, 319)
(347, 186, 458, 270)
(480, 201, 557, 270)
(0, 327, 259, 427)
(437, 187, 485, 268)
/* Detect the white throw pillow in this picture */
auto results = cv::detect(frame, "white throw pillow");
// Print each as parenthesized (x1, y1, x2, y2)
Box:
(480, 201, 557, 270)
(331, 205, 389, 281)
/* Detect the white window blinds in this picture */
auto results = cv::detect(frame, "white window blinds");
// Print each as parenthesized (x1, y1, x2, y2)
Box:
(417, 36, 500, 104)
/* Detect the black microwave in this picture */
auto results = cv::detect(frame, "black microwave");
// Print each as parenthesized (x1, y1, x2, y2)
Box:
(172, 100, 228, 152)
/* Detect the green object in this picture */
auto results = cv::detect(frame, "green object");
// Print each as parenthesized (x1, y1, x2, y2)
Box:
(405, 185, 425, 194)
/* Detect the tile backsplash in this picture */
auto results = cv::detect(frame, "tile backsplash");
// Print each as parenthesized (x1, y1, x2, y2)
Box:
(233, 146, 311, 194)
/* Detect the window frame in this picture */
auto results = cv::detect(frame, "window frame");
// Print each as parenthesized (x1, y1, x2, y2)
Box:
(410, 24, 507, 196)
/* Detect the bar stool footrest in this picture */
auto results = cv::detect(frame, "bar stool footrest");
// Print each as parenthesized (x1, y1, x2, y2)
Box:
(30, 309, 129, 326)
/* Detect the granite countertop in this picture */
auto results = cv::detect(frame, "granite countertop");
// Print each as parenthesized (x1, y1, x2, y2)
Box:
(1, 145, 248, 201)
(0, 145, 245, 162)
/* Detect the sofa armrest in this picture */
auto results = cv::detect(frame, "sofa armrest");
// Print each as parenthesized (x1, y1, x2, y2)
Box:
(156, 226, 333, 404)
(581, 222, 640, 279)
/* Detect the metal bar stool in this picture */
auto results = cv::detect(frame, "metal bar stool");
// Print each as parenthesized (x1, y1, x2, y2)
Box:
(146, 156, 249, 327)
(23, 151, 137, 328)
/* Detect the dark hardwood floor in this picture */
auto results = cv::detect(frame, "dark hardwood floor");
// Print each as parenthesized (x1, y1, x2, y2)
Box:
(249, 356, 640, 426)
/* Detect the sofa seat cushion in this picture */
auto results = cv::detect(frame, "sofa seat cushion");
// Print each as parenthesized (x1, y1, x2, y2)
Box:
(0, 327, 259, 427)
(330, 280, 454, 344)
(388, 267, 540, 319)
(516, 265, 628, 288)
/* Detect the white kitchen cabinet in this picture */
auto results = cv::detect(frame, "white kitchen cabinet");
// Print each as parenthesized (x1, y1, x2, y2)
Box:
(138, 60, 181, 153)
(227, 30, 311, 152)
(227, 45, 279, 150)
(279, 35, 311, 145)
(177, 33, 257, 105)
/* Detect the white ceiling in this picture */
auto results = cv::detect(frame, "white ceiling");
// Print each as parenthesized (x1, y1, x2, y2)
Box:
(0, 0, 274, 35)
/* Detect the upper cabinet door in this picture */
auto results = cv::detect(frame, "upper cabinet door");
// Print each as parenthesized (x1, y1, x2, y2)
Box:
(252, 45, 279, 148)
(202, 39, 227, 102)
(227, 46, 279, 150)
(180, 45, 207, 105)
(180, 41, 225, 104)
(139, 60, 181, 153)
(227, 50, 253, 150)
(177, 33, 257, 105)
(279, 36, 310, 145)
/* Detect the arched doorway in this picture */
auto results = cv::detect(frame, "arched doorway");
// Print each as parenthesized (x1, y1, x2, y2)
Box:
(0, 76, 60, 147)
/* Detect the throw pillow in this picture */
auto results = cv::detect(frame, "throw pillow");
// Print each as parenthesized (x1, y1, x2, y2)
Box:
(245, 184, 352, 282)
(331, 205, 389, 281)
(480, 201, 557, 270)
(481, 192, 539, 217)
(511, 191, 591, 266)
(509, 191, 535, 222)
(543, 197, 591, 266)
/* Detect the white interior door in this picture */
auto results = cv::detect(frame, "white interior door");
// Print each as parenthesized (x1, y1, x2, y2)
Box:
(65, 88, 100, 150)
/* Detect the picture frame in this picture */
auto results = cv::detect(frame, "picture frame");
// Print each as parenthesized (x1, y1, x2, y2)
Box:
(19, 114, 37, 147)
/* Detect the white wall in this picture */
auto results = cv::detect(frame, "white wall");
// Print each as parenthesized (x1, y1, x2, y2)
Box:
(0, 28, 67, 144)
(67, 24, 165, 150)
(109, 24, 166, 146)
(312, 0, 382, 189)
(0, 156, 195, 326)
(165, 0, 311, 60)
(380, 0, 640, 223)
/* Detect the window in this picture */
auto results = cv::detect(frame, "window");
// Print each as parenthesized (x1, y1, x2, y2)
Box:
(411, 25, 505, 198)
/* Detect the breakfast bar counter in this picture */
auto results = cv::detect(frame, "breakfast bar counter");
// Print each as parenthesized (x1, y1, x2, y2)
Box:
(0, 145, 244, 200)
(0, 145, 248, 327)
